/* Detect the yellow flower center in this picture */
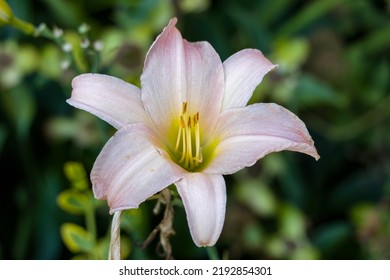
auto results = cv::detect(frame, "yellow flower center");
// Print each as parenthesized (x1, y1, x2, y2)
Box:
(174, 102, 203, 171)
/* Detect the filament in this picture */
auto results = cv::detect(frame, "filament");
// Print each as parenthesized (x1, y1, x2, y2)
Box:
(174, 102, 202, 170)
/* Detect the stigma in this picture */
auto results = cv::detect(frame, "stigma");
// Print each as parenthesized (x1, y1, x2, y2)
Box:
(174, 102, 202, 170)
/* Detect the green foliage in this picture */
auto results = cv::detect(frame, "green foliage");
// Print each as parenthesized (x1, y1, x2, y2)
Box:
(58, 161, 134, 259)
(1, 85, 36, 138)
(58, 162, 101, 258)
(60, 223, 95, 253)
(229, 170, 319, 260)
(63, 161, 88, 191)
(272, 37, 309, 73)
(350, 183, 390, 259)
(0, 0, 13, 25)
(235, 179, 277, 217)
(57, 190, 90, 215)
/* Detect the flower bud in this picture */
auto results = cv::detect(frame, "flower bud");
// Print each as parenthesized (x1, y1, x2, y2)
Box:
(62, 42, 73, 53)
(78, 23, 90, 34)
(93, 40, 104, 52)
(0, 0, 34, 34)
(53, 26, 64, 38)
(0, 0, 13, 25)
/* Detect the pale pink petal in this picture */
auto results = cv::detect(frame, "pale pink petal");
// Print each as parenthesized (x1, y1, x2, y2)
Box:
(205, 103, 320, 174)
(68, 73, 149, 129)
(222, 49, 277, 110)
(141, 18, 183, 144)
(175, 173, 226, 247)
(181, 41, 224, 141)
(91, 123, 186, 213)
(141, 18, 224, 145)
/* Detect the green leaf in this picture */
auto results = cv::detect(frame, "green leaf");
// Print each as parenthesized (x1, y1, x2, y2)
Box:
(121, 208, 149, 238)
(293, 74, 347, 108)
(348, 24, 390, 57)
(258, 0, 294, 26)
(120, 236, 132, 259)
(277, 0, 344, 37)
(179, 0, 210, 13)
(91, 238, 110, 260)
(312, 222, 352, 257)
(64, 31, 88, 72)
(265, 236, 287, 258)
(63, 161, 88, 191)
(235, 179, 277, 217)
(39, 45, 62, 78)
(0, 85, 36, 138)
(60, 223, 94, 253)
(290, 243, 319, 260)
(242, 223, 265, 249)
(57, 189, 89, 214)
(278, 204, 306, 240)
(0, 0, 13, 25)
(91, 236, 131, 260)
(272, 37, 309, 73)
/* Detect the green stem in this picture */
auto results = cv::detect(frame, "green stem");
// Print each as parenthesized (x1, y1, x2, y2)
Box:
(206, 246, 220, 260)
(85, 199, 97, 239)
(9, 16, 35, 34)
(109, 211, 122, 260)
(88, 51, 100, 73)
(85, 196, 97, 258)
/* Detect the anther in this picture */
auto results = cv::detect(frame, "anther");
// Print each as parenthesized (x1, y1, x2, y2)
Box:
(182, 102, 187, 114)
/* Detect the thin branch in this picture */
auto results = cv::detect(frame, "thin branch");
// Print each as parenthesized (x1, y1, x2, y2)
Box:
(140, 189, 176, 259)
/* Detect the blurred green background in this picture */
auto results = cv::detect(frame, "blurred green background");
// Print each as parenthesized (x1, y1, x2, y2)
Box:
(1, 0, 390, 260)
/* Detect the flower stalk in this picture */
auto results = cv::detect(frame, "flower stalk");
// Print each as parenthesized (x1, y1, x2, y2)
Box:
(109, 210, 122, 260)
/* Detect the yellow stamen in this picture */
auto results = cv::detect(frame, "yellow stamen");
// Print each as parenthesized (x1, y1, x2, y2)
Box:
(174, 119, 183, 151)
(185, 116, 193, 169)
(179, 116, 187, 163)
(174, 102, 203, 170)
(194, 112, 200, 161)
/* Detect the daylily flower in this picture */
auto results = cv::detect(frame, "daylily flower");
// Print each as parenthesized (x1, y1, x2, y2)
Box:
(67, 18, 319, 247)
